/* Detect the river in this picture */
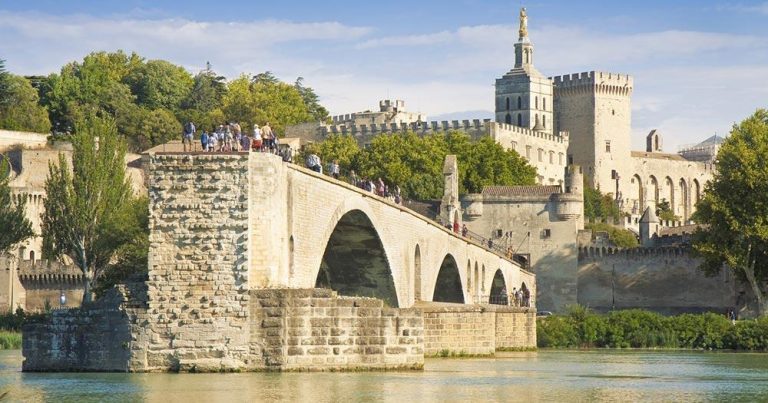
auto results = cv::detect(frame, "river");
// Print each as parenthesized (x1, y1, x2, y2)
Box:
(1, 349, 767, 402)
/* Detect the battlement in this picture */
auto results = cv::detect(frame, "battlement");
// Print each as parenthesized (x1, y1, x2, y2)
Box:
(17, 259, 83, 284)
(551, 71, 633, 96)
(579, 245, 689, 261)
(319, 120, 569, 145)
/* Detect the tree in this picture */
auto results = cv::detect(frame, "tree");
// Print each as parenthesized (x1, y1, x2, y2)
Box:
(692, 109, 768, 316)
(41, 114, 135, 303)
(295, 77, 329, 122)
(301, 134, 360, 172)
(124, 59, 193, 111)
(656, 199, 677, 222)
(0, 59, 10, 108)
(0, 74, 52, 133)
(584, 184, 622, 224)
(0, 156, 34, 256)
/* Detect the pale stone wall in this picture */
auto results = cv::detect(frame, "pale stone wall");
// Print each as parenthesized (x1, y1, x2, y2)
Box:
(577, 247, 736, 314)
(250, 288, 423, 370)
(489, 123, 568, 185)
(0, 129, 48, 151)
(421, 305, 536, 356)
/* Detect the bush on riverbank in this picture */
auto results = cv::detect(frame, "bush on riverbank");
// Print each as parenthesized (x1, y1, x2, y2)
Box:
(538, 306, 768, 351)
(0, 331, 21, 349)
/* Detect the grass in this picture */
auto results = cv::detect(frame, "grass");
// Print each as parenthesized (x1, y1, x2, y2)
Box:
(0, 331, 22, 349)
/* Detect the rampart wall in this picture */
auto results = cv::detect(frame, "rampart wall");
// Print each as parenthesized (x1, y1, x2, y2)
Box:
(577, 246, 736, 314)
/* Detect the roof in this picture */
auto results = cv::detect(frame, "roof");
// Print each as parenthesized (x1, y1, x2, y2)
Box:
(631, 151, 686, 161)
(482, 185, 561, 196)
(658, 224, 702, 237)
(695, 135, 725, 147)
(639, 206, 658, 223)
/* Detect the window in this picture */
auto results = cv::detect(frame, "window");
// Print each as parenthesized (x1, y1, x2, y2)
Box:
(526, 146, 532, 159)
(506, 97, 510, 110)
(558, 153, 563, 165)
(510, 141, 517, 151)
(535, 97, 538, 109)
(543, 97, 546, 110)
(543, 115, 546, 128)
(605, 141, 611, 153)
(549, 151, 554, 164)
(517, 96, 522, 109)
(540, 229, 551, 239)
(517, 114, 522, 127)
(568, 154, 573, 165)
(538, 148, 543, 162)
(495, 229, 503, 238)
(505, 113, 511, 124)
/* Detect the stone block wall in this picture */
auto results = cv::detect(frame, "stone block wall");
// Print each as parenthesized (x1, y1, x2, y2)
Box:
(421, 305, 536, 356)
(250, 288, 423, 371)
(144, 154, 252, 371)
(22, 288, 133, 372)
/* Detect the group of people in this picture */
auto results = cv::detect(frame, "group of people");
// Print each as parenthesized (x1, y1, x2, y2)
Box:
(182, 121, 278, 153)
(303, 153, 402, 204)
(510, 286, 531, 307)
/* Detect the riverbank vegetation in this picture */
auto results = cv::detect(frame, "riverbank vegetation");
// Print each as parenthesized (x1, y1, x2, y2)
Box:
(0, 309, 47, 349)
(538, 306, 768, 351)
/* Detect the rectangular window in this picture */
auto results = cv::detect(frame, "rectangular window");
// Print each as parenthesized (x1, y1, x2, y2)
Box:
(495, 229, 503, 238)
(526, 146, 532, 159)
(511, 141, 517, 151)
(540, 229, 551, 239)
(538, 148, 543, 162)
(605, 141, 611, 153)
(568, 154, 573, 165)
(558, 153, 563, 165)
(549, 151, 554, 164)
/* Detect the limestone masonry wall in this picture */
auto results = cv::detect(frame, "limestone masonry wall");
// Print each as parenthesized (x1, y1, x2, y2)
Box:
(250, 288, 423, 371)
(421, 305, 536, 356)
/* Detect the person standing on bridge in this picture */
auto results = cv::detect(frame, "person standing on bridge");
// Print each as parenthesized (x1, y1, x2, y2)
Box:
(329, 160, 340, 179)
(182, 121, 195, 152)
(262, 122, 274, 152)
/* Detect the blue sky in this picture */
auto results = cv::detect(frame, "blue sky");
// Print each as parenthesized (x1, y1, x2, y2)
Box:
(1, 0, 767, 150)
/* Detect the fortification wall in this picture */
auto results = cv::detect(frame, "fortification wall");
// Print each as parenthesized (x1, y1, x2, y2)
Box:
(577, 246, 736, 314)
(489, 123, 568, 184)
(421, 305, 536, 355)
(0, 130, 48, 152)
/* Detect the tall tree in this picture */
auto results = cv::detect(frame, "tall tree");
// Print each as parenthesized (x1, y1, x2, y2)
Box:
(0, 59, 10, 108)
(692, 109, 768, 316)
(124, 59, 193, 111)
(295, 77, 329, 122)
(0, 74, 52, 133)
(0, 156, 34, 256)
(41, 114, 135, 303)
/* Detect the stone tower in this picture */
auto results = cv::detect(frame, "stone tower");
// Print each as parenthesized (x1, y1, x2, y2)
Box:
(646, 129, 662, 152)
(554, 165, 585, 230)
(552, 71, 633, 191)
(440, 155, 461, 228)
(495, 7, 553, 135)
(639, 206, 660, 246)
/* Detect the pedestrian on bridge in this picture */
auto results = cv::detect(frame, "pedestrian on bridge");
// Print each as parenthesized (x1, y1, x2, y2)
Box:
(182, 121, 195, 152)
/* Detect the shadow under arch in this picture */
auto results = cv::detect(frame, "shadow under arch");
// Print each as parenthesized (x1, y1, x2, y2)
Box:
(315, 209, 398, 307)
(489, 269, 508, 305)
(432, 254, 465, 303)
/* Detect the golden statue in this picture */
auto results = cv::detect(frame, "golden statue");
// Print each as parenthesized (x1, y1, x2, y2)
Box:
(519, 7, 528, 39)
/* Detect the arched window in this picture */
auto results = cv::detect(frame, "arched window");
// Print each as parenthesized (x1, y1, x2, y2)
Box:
(517, 114, 522, 127)
(505, 113, 512, 124)
(535, 97, 538, 109)
(517, 96, 522, 109)
(29, 250, 35, 261)
(543, 115, 546, 128)
(506, 97, 510, 110)
(543, 97, 546, 110)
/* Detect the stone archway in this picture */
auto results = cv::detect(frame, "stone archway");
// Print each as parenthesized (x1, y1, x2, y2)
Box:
(315, 209, 398, 307)
(432, 254, 465, 304)
(489, 269, 508, 305)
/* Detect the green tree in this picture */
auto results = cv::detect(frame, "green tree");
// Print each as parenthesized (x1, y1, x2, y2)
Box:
(295, 77, 329, 122)
(301, 134, 360, 173)
(124, 59, 193, 111)
(41, 114, 135, 303)
(0, 156, 34, 256)
(656, 199, 677, 222)
(692, 109, 768, 316)
(584, 184, 621, 224)
(0, 59, 10, 108)
(0, 74, 52, 133)
(585, 222, 639, 248)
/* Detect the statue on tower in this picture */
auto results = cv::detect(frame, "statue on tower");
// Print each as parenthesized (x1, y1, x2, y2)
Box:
(519, 7, 528, 39)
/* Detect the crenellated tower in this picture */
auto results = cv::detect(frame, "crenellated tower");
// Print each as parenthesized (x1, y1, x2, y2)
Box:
(495, 7, 554, 135)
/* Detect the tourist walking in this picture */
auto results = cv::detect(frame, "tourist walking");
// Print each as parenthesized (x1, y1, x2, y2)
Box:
(262, 122, 274, 152)
(306, 153, 322, 173)
(329, 160, 340, 179)
(182, 121, 195, 152)
(200, 130, 209, 152)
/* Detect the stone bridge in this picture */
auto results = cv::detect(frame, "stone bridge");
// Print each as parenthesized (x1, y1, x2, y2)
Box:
(149, 152, 535, 309)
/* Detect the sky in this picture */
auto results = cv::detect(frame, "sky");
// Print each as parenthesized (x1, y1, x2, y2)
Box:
(1, 0, 767, 151)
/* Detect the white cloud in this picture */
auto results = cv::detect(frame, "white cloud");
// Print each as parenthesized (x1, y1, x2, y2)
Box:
(356, 31, 453, 49)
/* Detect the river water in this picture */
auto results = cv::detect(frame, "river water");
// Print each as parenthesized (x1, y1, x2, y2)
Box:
(1, 349, 767, 402)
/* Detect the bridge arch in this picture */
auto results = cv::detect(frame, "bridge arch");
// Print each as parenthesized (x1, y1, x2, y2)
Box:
(489, 269, 508, 305)
(314, 208, 399, 307)
(432, 254, 465, 303)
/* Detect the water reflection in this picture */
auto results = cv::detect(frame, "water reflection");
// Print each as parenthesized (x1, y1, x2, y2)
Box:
(1, 350, 767, 402)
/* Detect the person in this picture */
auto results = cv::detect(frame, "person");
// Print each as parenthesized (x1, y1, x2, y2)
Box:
(262, 122, 274, 152)
(306, 153, 322, 173)
(515, 288, 523, 307)
(200, 130, 209, 152)
(329, 160, 340, 179)
(461, 224, 468, 237)
(349, 170, 358, 187)
(240, 133, 251, 152)
(376, 178, 385, 196)
(207, 129, 217, 151)
(393, 185, 401, 204)
(453, 220, 459, 234)
(182, 121, 195, 152)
